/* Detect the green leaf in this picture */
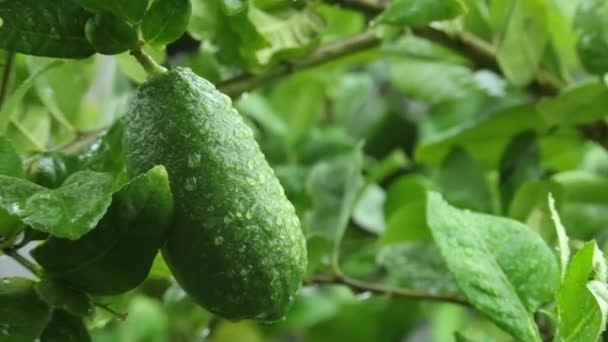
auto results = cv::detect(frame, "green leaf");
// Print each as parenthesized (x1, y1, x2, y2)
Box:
(0, 278, 52, 341)
(381, 175, 435, 244)
(498, 131, 541, 213)
(377, 242, 460, 295)
(438, 147, 493, 213)
(0, 137, 23, 178)
(40, 309, 91, 342)
(0, 137, 24, 242)
(427, 192, 559, 341)
(493, 0, 549, 85)
(507, 180, 563, 236)
(573, 0, 608, 74)
(248, 7, 324, 64)
(376, 0, 467, 26)
(0, 0, 94, 58)
(352, 184, 386, 235)
(553, 171, 608, 239)
(557, 241, 608, 341)
(0, 171, 115, 240)
(34, 279, 93, 317)
(537, 81, 608, 126)
(85, 12, 138, 55)
(0, 61, 63, 134)
(548, 193, 570, 281)
(305, 145, 364, 251)
(142, 0, 192, 46)
(390, 59, 482, 105)
(416, 105, 550, 168)
(32, 166, 173, 295)
(68, 0, 151, 24)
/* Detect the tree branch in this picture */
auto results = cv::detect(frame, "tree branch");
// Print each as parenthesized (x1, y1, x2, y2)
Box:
(310, 274, 469, 306)
(0, 52, 15, 109)
(218, 31, 382, 97)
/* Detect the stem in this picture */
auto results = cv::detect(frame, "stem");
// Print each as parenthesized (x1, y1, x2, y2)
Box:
(3, 248, 42, 277)
(131, 43, 167, 77)
(311, 273, 469, 306)
(218, 31, 382, 97)
(94, 302, 128, 321)
(0, 51, 15, 109)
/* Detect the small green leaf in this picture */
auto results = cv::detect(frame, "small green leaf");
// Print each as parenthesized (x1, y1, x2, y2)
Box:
(493, 0, 549, 85)
(40, 309, 91, 342)
(352, 184, 386, 235)
(32, 166, 173, 295)
(498, 131, 541, 213)
(85, 12, 138, 55)
(376, 0, 467, 26)
(438, 146, 493, 213)
(377, 242, 460, 295)
(305, 145, 364, 251)
(35, 279, 93, 317)
(142, 0, 192, 46)
(0, 278, 52, 341)
(573, 0, 608, 75)
(548, 193, 570, 281)
(0, 171, 115, 240)
(0, 0, 94, 58)
(557, 241, 608, 341)
(427, 192, 559, 341)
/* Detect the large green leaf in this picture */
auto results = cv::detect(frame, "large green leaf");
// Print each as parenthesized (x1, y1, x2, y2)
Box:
(32, 166, 173, 295)
(427, 192, 559, 341)
(0, 0, 94, 58)
(537, 81, 608, 126)
(377, 242, 460, 295)
(85, 12, 138, 55)
(376, 0, 467, 26)
(0, 278, 52, 341)
(557, 241, 608, 341)
(573, 0, 608, 75)
(492, 0, 549, 85)
(0, 171, 114, 240)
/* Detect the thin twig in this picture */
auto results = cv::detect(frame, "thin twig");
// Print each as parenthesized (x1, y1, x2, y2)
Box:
(218, 31, 382, 98)
(0, 51, 15, 109)
(94, 302, 128, 321)
(310, 273, 469, 306)
(3, 247, 42, 277)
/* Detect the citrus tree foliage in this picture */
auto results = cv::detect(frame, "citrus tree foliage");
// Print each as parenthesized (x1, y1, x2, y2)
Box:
(1, 0, 608, 341)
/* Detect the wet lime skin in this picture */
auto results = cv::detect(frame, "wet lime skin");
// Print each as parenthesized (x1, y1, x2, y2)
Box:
(124, 67, 307, 321)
